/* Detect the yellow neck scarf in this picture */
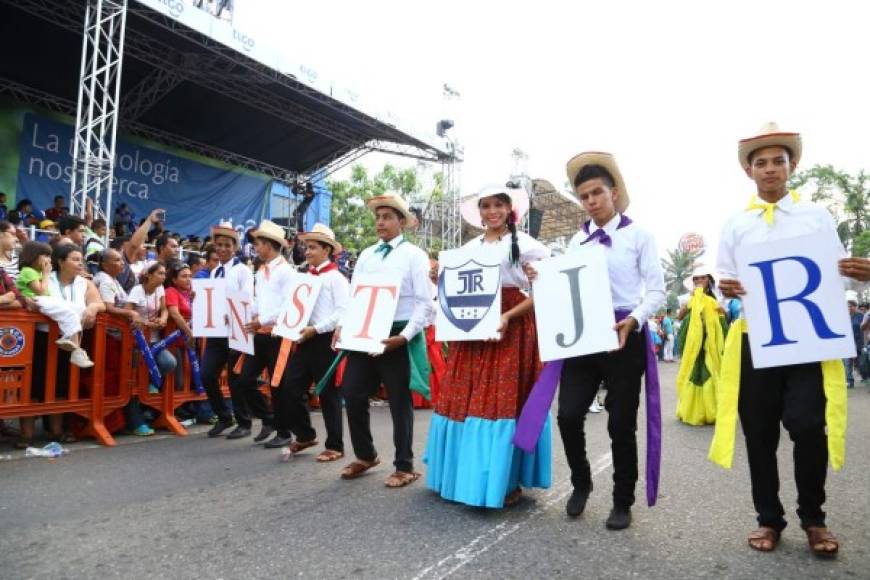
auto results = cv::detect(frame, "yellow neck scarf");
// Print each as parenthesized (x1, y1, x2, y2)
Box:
(746, 190, 801, 225)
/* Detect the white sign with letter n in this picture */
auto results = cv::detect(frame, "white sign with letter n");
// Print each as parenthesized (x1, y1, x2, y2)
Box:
(435, 247, 502, 342)
(736, 231, 855, 368)
(191, 279, 228, 337)
(226, 287, 255, 355)
(532, 245, 618, 362)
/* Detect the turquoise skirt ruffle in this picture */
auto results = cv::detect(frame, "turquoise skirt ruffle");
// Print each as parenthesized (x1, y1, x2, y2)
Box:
(423, 413, 552, 508)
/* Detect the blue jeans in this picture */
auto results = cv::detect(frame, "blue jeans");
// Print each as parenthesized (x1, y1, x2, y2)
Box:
(844, 358, 855, 387)
(125, 349, 178, 429)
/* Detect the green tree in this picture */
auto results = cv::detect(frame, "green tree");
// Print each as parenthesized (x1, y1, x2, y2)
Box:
(790, 164, 870, 255)
(327, 163, 427, 255)
(661, 247, 700, 299)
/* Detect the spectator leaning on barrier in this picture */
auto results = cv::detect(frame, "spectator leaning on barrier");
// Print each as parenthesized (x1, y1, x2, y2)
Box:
(16, 243, 105, 448)
(0, 220, 19, 279)
(15, 241, 94, 368)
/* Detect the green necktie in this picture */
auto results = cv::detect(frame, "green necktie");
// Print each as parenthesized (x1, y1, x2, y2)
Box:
(375, 242, 393, 258)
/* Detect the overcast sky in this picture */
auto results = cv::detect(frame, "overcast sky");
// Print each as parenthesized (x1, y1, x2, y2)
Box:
(237, 0, 869, 258)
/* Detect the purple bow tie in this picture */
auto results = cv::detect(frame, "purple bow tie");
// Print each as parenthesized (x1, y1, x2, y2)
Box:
(580, 214, 632, 247)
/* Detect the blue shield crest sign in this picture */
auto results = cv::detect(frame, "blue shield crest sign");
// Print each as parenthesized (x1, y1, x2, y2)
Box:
(436, 255, 501, 341)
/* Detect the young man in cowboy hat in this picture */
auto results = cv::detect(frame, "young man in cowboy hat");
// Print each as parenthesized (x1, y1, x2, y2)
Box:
(266, 223, 350, 462)
(234, 219, 297, 442)
(335, 193, 433, 487)
(202, 222, 256, 438)
(531, 152, 665, 529)
(714, 122, 870, 557)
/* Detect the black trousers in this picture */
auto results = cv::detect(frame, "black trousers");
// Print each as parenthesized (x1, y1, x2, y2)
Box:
(738, 336, 828, 531)
(201, 337, 248, 425)
(342, 346, 413, 472)
(233, 334, 278, 429)
(558, 329, 646, 508)
(274, 332, 343, 451)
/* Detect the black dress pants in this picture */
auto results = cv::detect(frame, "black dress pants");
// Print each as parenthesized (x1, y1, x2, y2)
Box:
(558, 329, 646, 508)
(234, 334, 278, 429)
(738, 336, 828, 531)
(201, 337, 248, 425)
(274, 332, 342, 451)
(342, 346, 413, 472)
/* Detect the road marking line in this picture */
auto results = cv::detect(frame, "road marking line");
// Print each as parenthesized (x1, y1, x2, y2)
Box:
(411, 452, 613, 580)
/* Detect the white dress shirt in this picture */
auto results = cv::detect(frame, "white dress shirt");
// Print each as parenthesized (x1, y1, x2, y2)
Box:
(210, 256, 254, 296)
(308, 263, 350, 334)
(353, 234, 433, 342)
(718, 193, 848, 281)
(252, 255, 297, 327)
(567, 214, 666, 327)
(466, 231, 550, 290)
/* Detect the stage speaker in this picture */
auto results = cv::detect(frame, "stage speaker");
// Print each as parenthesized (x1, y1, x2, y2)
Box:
(528, 207, 544, 239)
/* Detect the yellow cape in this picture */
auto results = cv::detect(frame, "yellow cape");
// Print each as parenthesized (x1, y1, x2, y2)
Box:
(708, 318, 847, 470)
(676, 289, 725, 425)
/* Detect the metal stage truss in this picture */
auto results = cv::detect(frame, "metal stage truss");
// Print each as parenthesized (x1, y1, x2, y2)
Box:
(4, 0, 460, 236)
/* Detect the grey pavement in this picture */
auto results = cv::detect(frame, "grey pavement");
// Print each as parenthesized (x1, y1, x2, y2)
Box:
(1, 362, 869, 579)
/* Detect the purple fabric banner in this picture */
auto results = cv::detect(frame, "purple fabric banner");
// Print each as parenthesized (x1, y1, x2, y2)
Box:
(512, 360, 564, 452)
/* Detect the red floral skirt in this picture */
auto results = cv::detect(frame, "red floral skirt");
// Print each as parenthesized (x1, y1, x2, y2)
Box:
(434, 287, 542, 422)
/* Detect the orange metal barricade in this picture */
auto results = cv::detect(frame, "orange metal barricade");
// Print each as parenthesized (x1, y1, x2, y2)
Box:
(0, 311, 117, 446)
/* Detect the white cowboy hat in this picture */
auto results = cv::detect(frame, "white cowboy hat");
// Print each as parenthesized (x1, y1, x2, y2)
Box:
(210, 221, 240, 245)
(250, 219, 289, 248)
(459, 182, 530, 228)
(297, 223, 343, 254)
(845, 290, 859, 304)
(366, 193, 418, 228)
(738, 122, 802, 169)
(683, 263, 716, 293)
(566, 151, 630, 213)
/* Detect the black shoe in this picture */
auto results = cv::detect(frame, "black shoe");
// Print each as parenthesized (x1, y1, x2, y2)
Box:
(226, 426, 252, 440)
(605, 506, 632, 530)
(263, 433, 293, 449)
(207, 419, 233, 438)
(254, 425, 275, 443)
(566, 488, 591, 518)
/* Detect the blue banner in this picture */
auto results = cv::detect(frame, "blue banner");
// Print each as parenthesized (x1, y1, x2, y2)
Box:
(16, 112, 267, 236)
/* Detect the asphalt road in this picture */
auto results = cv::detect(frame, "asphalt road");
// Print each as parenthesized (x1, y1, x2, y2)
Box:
(1, 362, 869, 579)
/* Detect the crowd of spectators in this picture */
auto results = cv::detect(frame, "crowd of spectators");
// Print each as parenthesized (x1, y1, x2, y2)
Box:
(0, 193, 364, 448)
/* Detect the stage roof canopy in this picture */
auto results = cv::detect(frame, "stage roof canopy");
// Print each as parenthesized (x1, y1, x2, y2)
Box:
(1, 0, 450, 181)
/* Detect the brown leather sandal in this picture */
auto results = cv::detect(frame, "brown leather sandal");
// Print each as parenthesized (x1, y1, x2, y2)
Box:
(288, 439, 318, 454)
(384, 471, 421, 488)
(315, 449, 344, 463)
(805, 527, 839, 558)
(748, 527, 780, 552)
(340, 458, 380, 479)
(504, 487, 523, 506)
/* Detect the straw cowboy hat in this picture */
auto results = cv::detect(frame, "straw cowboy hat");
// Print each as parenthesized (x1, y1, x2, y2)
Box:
(210, 221, 240, 244)
(738, 122, 802, 169)
(566, 151, 630, 213)
(459, 182, 530, 227)
(250, 219, 289, 248)
(366, 192, 418, 228)
(846, 290, 859, 305)
(298, 222, 343, 254)
(683, 263, 716, 293)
